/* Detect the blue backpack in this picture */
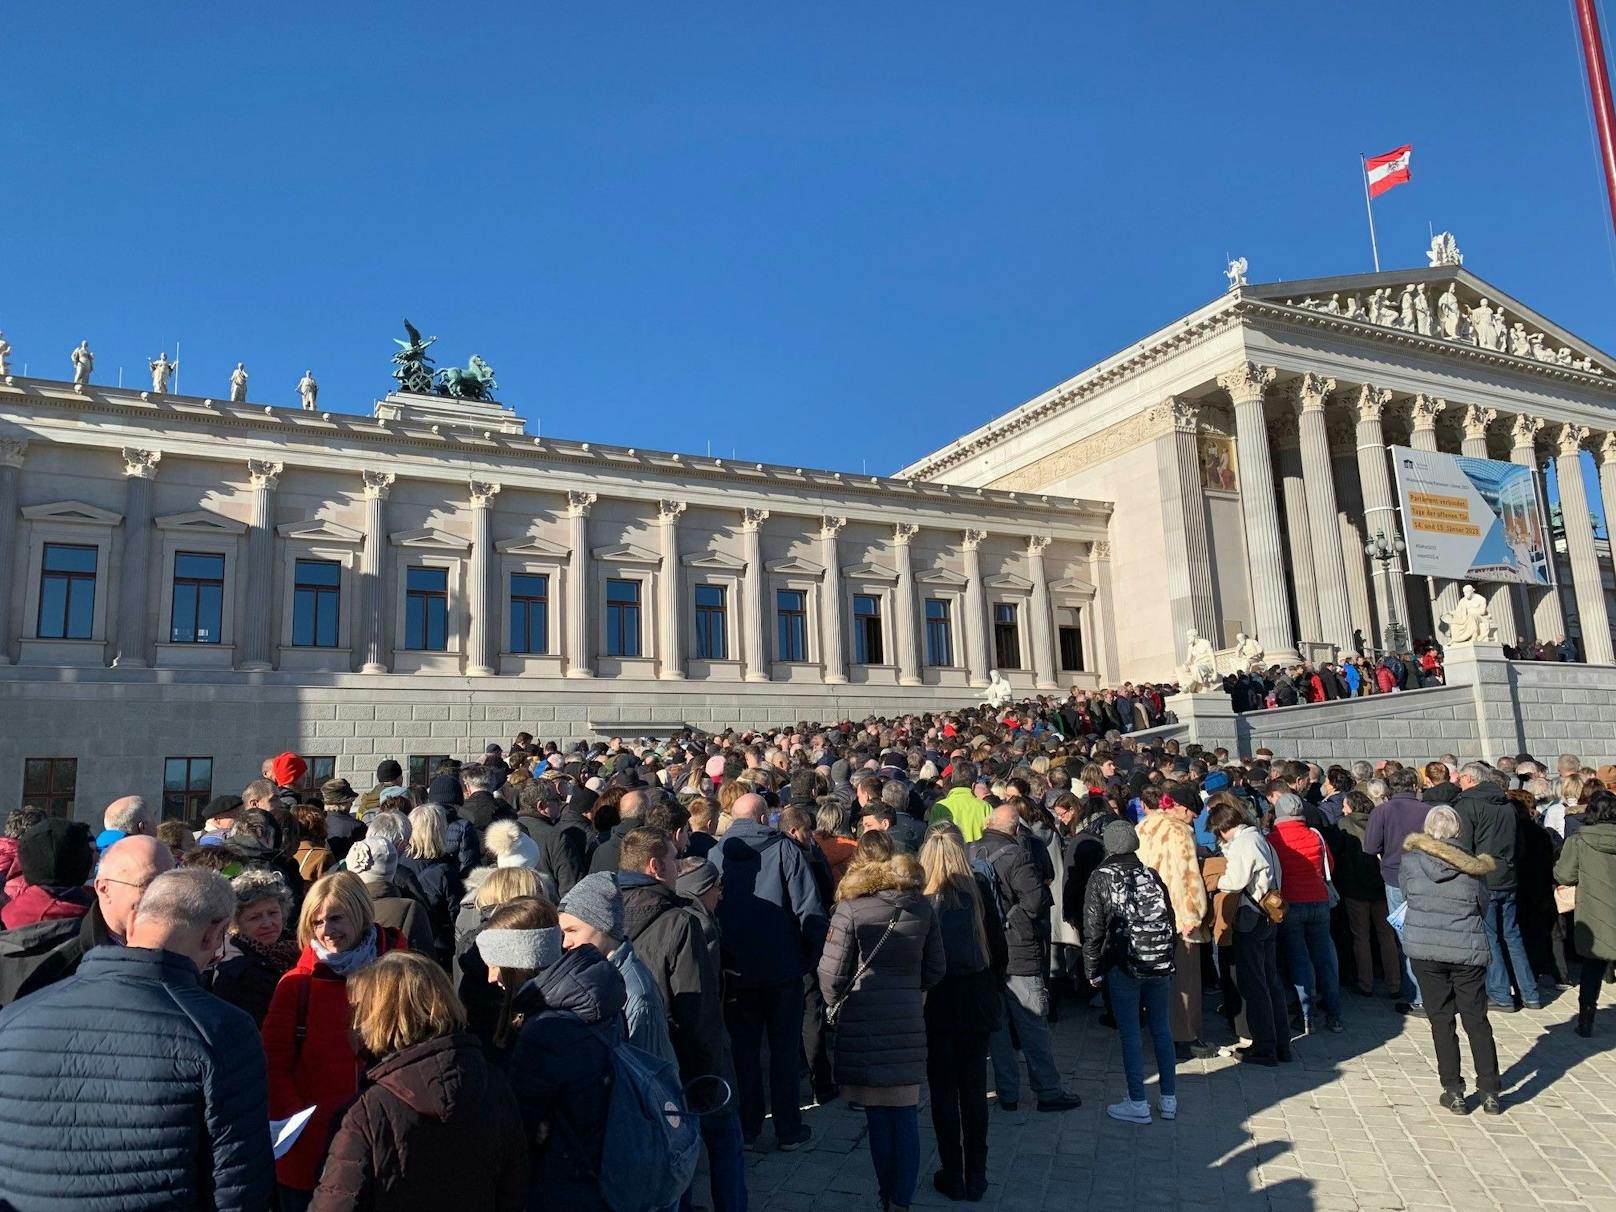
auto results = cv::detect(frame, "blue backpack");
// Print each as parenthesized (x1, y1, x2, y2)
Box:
(593, 1029, 701, 1212)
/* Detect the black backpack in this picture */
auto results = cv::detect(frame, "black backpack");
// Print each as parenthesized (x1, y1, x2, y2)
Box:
(1110, 864, 1175, 979)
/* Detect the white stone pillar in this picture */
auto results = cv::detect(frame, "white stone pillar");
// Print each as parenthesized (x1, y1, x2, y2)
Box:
(891, 523, 921, 686)
(1270, 411, 1321, 643)
(113, 448, 162, 667)
(1460, 406, 1519, 647)
(1217, 362, 1298, 660)
(565, 491, 595, 678)
(1293, 375, 1354, 654)
(0, 440, 25, 664)
(961, 528, 990, 686)
(240, 459, 282, 671)
(466, 480, 501, 676)
(1087, 540, 1119, 684)
(357, 470, 394, 674)
(1408, 394, 1459, 632)
(657, 499, 686, 679)
(740, 508, 770, 682)
(1330, 416, 1377, 651)
(1599, 435, 1616, 654)
(1555, 424, 1614, 664)
(820, 516, 848, 684)
(1026, 535, 1058, 689)
(1511, 415, 1565, 645)
(1157, 397, 1218, 642)
(1353, 384, 1412, 649)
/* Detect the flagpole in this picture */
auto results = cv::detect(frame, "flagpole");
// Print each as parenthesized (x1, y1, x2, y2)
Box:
(1360, 154, 1382, 272)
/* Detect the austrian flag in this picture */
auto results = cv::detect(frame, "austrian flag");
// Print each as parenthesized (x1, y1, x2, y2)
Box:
(1365, 145, 1412, 197)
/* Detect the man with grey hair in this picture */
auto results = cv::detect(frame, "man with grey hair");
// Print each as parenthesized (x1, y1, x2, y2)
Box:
(0, 867, 274, 1209)
(96, 795, 155, 851)
(1454, 762, 1539, 1010)
(878, 778, 925, 853)
(1557, 753, 1581, 780)
(1365, 764, 1431, 1014)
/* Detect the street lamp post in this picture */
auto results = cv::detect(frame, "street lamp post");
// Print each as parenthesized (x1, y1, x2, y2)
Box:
(1363, 528, 1408, 654)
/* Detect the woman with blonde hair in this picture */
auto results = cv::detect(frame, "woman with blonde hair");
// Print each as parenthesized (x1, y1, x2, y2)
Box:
(263, 871, 408, 1210)
(919, 824, 1006, 1202)
(398, 804, 462, 969)
(455, 865, 545, 1054)
(311, 952, 527, 1210)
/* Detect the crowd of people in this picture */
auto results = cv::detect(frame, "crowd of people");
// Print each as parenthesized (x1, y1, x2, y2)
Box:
(0, 700, 1612, 1211)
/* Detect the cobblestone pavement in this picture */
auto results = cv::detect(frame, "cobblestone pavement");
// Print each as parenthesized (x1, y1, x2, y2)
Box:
(725, 990, 1616, 1212)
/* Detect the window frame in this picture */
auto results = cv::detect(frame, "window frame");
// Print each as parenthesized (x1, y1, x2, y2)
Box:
(776, 586, 810, 663)
(169, 550, 227, 645)
(509, 571, 551, 656)
(297, 755, 336, 797)
(36, 542, 98, 641)
(852, 592, 884, 665)
(992, 600, 1023, 671)
(19, 502, 121, 664)
(408, 755, 452, 789)
(404, 564, 451, 652)
(162, 755, 215, 825)
(278, 520, 362, 668)
(604, 577, 643, 658)
(693, 583, 728, 661)
(924, 596, 955, 668)
(291, 557, 343, 649)
(22, 756, 77, 819)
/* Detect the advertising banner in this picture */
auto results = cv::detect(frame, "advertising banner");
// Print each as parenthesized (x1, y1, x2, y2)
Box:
(1390, 446, 1553, 585)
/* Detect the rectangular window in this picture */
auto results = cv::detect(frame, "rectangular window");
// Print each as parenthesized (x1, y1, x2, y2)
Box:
(776, 588, 807, 662)
(170, 552, 225, 644)
(37, 543, 97, 640)
(605, 578, 642, 657)
(408, 755, 451, 788)
(297, 755, 336, 797)
(292, 559, 341, 647)
(162, 756, 214, 825)
(22, 757, 77, 819)
(693, 584, 728, 660)
(925, 598, 953, 667)
(405, 566, 449, 651)
(993, 602, 1022, 669)
(853, 594, 883, 664)
(510, 573, 549, 655)
(1058, 607, 1085, 672)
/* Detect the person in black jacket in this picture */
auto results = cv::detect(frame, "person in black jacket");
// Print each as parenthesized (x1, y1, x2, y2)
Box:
(209, 867, 298, 1025)
(1454, 763, 1541, 1010)
(459, 764, 515, 835)
(0, 867, 274, 1211)
(399, 804, 466, 970)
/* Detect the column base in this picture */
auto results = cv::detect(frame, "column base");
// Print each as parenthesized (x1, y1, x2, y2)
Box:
(111, 656, 149, 669)
(239, 661, 272, 673)
(566, 668, 595, 679)
(824, 674, 848, 685)
(744, 671, 771, 683)
(1035, 680, 1060, 691)
(466, 664, 496, 677)
(360, 662, 389, 675)
(658, 671, 687, 681)
(898, 675, 923, 687)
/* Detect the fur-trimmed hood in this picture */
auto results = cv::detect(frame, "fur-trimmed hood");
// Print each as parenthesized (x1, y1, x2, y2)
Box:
(1403, 832, 1497, 878)
(837, 853, 924, 902)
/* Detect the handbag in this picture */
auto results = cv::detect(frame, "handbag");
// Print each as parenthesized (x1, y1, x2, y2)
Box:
(825, 909, 901, 1027)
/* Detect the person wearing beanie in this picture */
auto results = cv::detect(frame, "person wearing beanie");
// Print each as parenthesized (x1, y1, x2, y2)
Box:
(1082, 818, 1179, 1124)
(346, 837, 435, 958)
(426, 773, 480, 878)
(2, 819, 97, 929)
(486, 820, 541, 870)
(268, 753, 308, 802)
(559, 871, 675, 1065)
(1268, 792, 1344, 1034)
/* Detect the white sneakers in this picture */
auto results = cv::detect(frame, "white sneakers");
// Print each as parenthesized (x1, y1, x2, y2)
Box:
(1159, 1094, 1178, 1120)
(1105, 1096, 1178, 1124)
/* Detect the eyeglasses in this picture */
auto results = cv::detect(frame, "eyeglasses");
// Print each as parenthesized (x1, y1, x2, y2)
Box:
(99, 876, 155, 892)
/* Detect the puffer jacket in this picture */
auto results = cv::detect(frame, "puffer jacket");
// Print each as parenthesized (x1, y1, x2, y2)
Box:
(1081, 853, 1176, 981)
(398, 852, 463, 968)
(817, 856, 945, 1089)
(0, 946, 274, 1211)
(311, 1033, 527, 1211)
(1399, 832, 1496, 967)
(923, 872, 1008, 1033)
(1554, 820, 1616, 961)
(710, 818, 828, 987)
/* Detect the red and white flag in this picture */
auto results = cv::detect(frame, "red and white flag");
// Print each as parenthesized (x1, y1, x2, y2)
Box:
(1365, 145, 1412, 197)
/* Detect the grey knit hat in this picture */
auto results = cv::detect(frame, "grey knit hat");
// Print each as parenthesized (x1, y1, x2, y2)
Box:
(476, 925, 562, 971)
(560, 871, 624, 940)
(1272, 792, 1307, 822)
(675, 859, 720, 899)
(1102, 819, 1140, 856)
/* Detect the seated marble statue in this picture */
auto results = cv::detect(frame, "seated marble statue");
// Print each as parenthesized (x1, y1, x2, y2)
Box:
(1442, 583, 1498, 644)
(1179, 629, 1218, 692)
(1233, 632, 1265, 672)
(983, 669, 1013, 709)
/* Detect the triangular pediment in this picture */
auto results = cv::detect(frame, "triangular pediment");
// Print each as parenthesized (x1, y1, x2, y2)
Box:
(21, 500, 122, 527)
(916, 567, 967, 588)
(389, 526, 471, 551)
(985, 572, 1033, 592)
(156, 509, 247, 535)
(841, 561, 898, 582)
(497, 533, 570, 558)
(278, 518, 365, 544)
(766, 556, 825, 576)
(1049, 576, 1097, 596)
(592, 542, 661, 564)
(682, 550, 746, 571)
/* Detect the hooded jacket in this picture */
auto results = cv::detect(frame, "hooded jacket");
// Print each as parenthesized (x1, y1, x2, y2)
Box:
(531, 801, 591, 897)
(397, 852, 464, 968)
(1554, 820, 1616, 962)
(817, 856, 945, 1089)
(1081, 852, 1177, 981)
(1454, 780, 1518, 892)
(0, 898, 114, 1007)
(311, 1033, 528, 1212)
(1399, 833, 1496, 967)
(0, 881, 93, 929)
(710, 818, 828, 987)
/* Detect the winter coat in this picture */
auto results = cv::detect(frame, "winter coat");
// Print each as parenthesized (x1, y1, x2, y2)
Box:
(710, 818, 828, 987)
(0, 880, 93, 929)
(971, 827, 1050, 976)
(1455, 781, 1518, 892)
(310, 1033, 528, 1212)
(1330, 808, 1387, 902)
(1421, 781, 1461, 806)
(296, 841, 334, 884)
(1269, 819, 1330, 905)
(1135, 810, 1209, 943)
(1364, 793, 1431, 888)
(588, 816, 642, 875)
(817, 857, 945, 1089)
(1081, 853, 1176, 980)
(263, 926, 408, 1192)
(397, 853, 463, 967)
(325, 810, 367, 864)
(817, 833, 858, 885)
(1554, 820, 1616, 961)
(209, 932, 299, 1026)
(530, 803, 590, 896)
(0, 835, 20, 886)
(888, 811, 927, 855)
(460, 790, 513, 835)
(1060, 810, 1115, 935)
(929, 785, 991, 842)
(509, 944, 628, 1212)
(1399, 832, 1496, 967)
(364, 880, 436, 958)
(610, 938, 676, 1066)
(923, 872, 1007, 1033)
(0, 946, 274, 1212)
(0, 898, 113, 1007)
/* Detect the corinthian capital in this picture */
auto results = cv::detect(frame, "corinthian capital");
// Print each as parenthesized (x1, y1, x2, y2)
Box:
(1216, 361, 1276, 405)
(656, 499, 687, 523)
(1556, 422, 1590, 458)
(0, 438, 27, 468)
(1353, 385, 1392, 423)
(1292, 372, 1335, 413)
(247, 459, 283, 490)
(740, 507, 770, 532)
(892, 522, 919, 544)
(962, 528, 988, 551)
(361, 470, 395, 500)
(122, 448, 162, 479)
(820, 515, 847, 540)
(1600, 431, 1616, 466)
(1461, 404, 1497, 442)
(1026, 535, 1052, 557)
(1510, 414, 1545, 450)
(469, 480, 501, 508)
(566, 490, 597, 517)
(1165, 396, 1199, 433)
(1408, 393, 1447, 431)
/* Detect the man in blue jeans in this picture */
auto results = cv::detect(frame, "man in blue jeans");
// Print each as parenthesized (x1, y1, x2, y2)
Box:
(1365, 765, 1434, 1013)
(1454, 763, 1541, 1010)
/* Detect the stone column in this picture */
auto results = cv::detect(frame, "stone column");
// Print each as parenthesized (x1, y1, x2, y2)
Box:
(891, 523, 921, 686)
(1270, 410, 1321, 644)
(1087, 540, 1119, 684)
(1511, 415, 1565, 644)
(656, 499, 686, 679)
(565, 491, 595, 678)
(466, 480, 501, 676)
(240, 459, 283, 671)
(820, 516, 848, 684)
(1555, 424, 1614, 664)
(961, 529, 990, 686)
(1217, 362, 1298, 660)
(112, 448, 162, 667)
(1599, 435, 1616, 653)
(357, 470, 394, 674)
(1353, 384, 1412, 649)
(1157, 397, 1218, 641)
(1330, 417, 1377, 649)
(1026, 535, 1058, 689)
(1408, 394, 1460, 632)
(1293, 375, 1354, 653)
(740, 508, 770, 682)
(1460, 406, 1520, 646)
(0, 440, 26, 664)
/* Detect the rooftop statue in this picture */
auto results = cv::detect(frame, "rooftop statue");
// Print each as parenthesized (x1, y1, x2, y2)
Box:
(0, 330, 10, 376)
(1427, 231, 1464, 267)
(1224, 256, 1248, 291)
(436, 353, 497, 402)
(391, 319, 438, 395)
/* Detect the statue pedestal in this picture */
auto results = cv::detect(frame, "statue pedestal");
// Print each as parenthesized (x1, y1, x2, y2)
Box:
(1164, 689, 1239, 752)
(1441, 642, 1521, 758)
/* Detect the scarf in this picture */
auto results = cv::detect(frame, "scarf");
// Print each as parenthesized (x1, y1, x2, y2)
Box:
(235, 931, 301, 976)
(313, 924, 378, 977)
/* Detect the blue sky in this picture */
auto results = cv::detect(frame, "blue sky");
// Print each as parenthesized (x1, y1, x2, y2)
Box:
(7, 3, 1616, 477)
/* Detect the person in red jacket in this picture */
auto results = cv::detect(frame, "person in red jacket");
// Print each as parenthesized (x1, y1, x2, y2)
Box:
(263, 871, 407, 1210)
(0, 818, 95, 929)
(1268, 794, 1344, 1034)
